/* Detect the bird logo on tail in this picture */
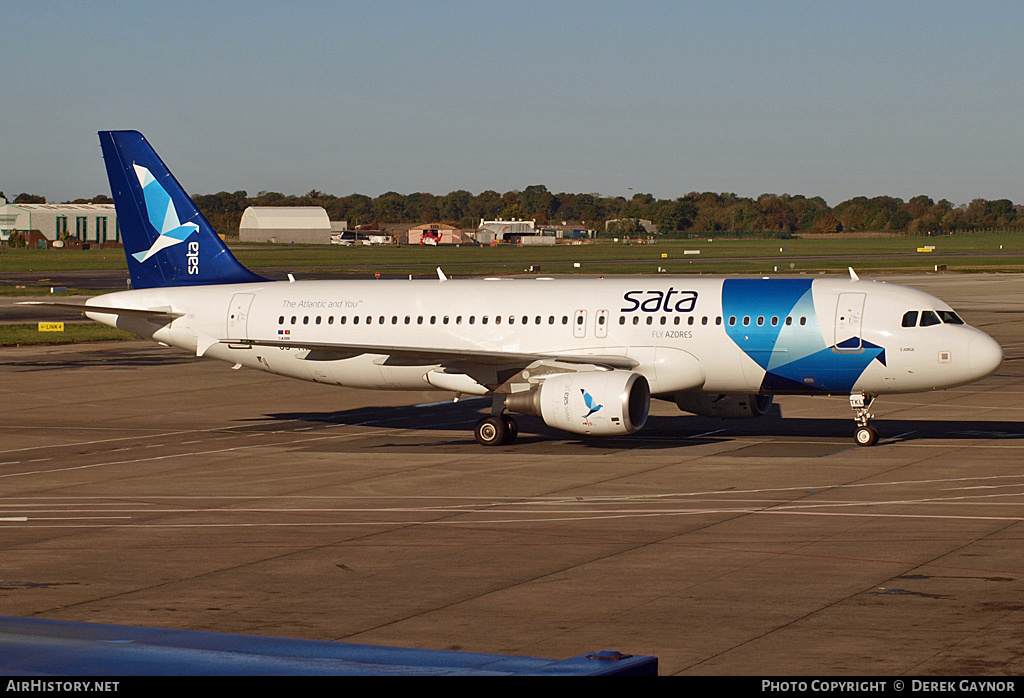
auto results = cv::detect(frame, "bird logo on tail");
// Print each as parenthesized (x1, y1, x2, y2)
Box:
(131, 163, 199, 262)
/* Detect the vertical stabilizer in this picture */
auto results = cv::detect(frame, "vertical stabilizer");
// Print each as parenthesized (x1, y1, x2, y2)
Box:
(98, 130, 266, 289)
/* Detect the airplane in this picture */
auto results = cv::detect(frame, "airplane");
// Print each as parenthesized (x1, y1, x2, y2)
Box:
(24, 131, 1004, 447)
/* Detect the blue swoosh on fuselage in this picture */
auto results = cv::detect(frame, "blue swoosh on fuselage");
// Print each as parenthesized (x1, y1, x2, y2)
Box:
(722, 279, 885, 394)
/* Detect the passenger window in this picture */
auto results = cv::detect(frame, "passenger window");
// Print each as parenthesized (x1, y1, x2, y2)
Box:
(481, 316, 488, 325)
(278, 316, 284, 325)
(920, 310, 941, 327)
(646, 317, 653, 325)
(577, 315, 585, 325)
(729, 316, 736, 326)
(443, 316, 450, 325)
(430, 316, 436, 324)
(742, 316, 750, 326)
(660, 316, 667, 325)
(303, 316, 309, 325)
(548, 316, 555, 324)
(619, 317, 626, 325)
(316, 316, 322, 325)
(785, 317, 792, 326)
(800, 317, 806, 325)
(365, 316, 372, 324)
(404, 316, 411, 324)
(901, 311, 918, 328)
(352, 316, 359, 325)
(379, 316, 384, 324)
(340, 316, 347, 325)
(291, 316, 297, 325)
(392, 316, 398, 324)
(757, 316, 764, 326)
(417, 316, 424, 324)
(469, 316, 476, 325)
(771, 316, 778, 326)
(562, 316, 568, 325)
(633, 316, 639, 325)
(328, 316, 334, 325)
(715, 317, 721, 325)
(456, 316, 462, 324)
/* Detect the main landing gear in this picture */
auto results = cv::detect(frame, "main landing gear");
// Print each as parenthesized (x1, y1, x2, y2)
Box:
(474, 413, 519, 446)
(850, 392, 879, 446)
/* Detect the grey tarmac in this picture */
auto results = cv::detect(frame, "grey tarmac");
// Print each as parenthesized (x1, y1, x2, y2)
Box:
(1, 273, 1022, 675)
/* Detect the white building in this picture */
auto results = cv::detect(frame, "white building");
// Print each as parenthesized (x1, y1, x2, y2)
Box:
(476, 218, 537, 244)
(238, 206, 332, 244)
(0, 199, 119, 243)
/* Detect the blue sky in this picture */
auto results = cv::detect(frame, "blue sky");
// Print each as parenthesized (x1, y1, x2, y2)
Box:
(3, 1, 1022, 206)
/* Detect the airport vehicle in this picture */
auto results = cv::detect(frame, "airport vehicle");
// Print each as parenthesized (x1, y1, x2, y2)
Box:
(331, 231, 371, 246)
(26, 131, 1004, 447)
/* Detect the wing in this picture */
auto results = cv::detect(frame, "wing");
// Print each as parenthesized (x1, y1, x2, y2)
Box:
(221, 337, 639, 370)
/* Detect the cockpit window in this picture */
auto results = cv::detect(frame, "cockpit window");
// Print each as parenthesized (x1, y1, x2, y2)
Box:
(938, 310, 964, 325)
(904, 309, 965, 327)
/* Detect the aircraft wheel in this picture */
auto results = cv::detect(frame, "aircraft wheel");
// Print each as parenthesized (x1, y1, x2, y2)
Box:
(475, 416, 507, 446)
(502, 415, 519, 444)
(855, 426, 879, 447)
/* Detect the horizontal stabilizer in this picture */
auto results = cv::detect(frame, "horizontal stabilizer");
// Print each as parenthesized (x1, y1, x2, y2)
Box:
(18, 300, 184, 321)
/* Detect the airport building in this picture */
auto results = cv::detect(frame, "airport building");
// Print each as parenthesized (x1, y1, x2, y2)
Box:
(407, 223, 464, 245)
(0, 198, 120, 245)
(537, 223, 597, 240)
(238, 206, 332, 244)
(475, 218, 595, 244)
(605, 218, 657, 236)
(477, 218, 537, 244)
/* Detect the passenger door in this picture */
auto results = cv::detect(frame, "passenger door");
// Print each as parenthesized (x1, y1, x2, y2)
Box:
(834, 293, 865, 350)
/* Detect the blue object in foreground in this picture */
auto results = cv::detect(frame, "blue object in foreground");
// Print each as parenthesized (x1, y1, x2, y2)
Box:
(0, 616, 657, 676)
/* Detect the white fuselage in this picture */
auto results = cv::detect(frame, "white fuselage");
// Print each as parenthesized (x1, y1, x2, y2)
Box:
(84, 275, 1003, 399)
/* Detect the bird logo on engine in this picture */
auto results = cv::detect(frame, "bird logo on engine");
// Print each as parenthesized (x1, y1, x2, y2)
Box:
(581, 390, 603, 419)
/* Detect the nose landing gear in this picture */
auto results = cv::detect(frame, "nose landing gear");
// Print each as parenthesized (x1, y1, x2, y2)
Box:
(850, 393, 878, 446)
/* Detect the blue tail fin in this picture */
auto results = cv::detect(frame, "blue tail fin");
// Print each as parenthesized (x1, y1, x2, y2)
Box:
(99, 130, 266, 289)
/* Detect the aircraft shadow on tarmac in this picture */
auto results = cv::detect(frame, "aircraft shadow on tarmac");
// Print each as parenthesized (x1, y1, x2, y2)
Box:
(0, 349, 199, 371)
(257, 401, 1024, 451)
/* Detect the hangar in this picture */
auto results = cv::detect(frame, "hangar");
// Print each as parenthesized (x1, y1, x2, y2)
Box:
(0, 198, 119, 245)
(407, 222, 463, 245)
(238, 206, 332, 244)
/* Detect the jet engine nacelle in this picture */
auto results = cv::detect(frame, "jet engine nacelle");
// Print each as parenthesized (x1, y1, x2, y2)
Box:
(674, 392, 773, 419)
(506, 371, 650, 436)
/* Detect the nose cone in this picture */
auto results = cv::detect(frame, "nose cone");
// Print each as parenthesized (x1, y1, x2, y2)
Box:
(968, 332, 1003, 380)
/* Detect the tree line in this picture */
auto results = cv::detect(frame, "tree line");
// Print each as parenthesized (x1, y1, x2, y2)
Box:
(9, 188, 1023, 238)
(191, 187, 1024, 238)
